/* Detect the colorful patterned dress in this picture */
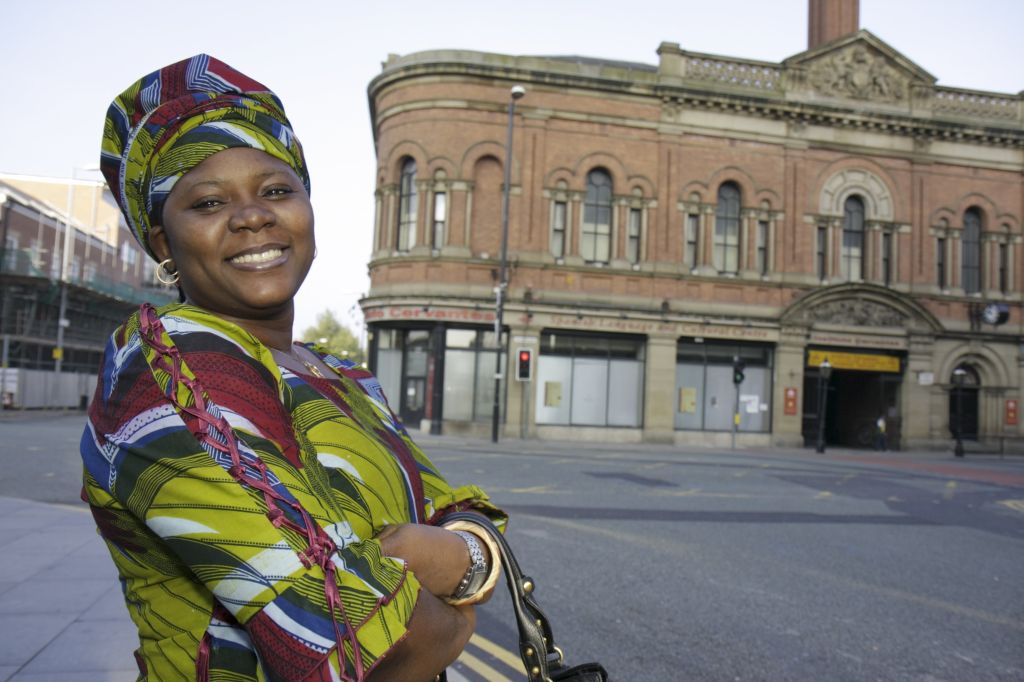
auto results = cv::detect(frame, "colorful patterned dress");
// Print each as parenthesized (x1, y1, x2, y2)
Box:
(80, 303, 501, 681)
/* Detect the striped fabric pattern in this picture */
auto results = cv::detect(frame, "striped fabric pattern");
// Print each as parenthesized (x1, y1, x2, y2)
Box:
(100, 54, 310, 260)
(81, 303, 502, 680)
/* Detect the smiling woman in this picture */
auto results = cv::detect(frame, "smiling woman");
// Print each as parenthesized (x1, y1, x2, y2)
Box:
(80, 54, 505, 682)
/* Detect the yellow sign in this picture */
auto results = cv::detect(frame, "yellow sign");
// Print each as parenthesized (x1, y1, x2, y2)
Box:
(52, 348, 64, 360)
(678, 387, 697, 413)
(807, 350, 900, 373)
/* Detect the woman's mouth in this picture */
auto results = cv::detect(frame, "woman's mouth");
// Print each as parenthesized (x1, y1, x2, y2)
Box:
(228, 247, 287, 268)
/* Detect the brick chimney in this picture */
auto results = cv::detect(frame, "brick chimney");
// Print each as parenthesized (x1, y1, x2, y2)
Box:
(808, 0, 859, 50)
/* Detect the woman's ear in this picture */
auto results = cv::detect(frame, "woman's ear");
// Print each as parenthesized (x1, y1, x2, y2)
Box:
(150, 225, 171, 262)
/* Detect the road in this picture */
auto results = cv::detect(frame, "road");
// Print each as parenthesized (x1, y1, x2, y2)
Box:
(2, 412, 1023, 681)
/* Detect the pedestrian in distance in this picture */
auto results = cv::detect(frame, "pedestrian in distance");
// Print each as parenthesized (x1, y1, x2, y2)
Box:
(80, 54, 504, 682)
(875, 413, 888, 451)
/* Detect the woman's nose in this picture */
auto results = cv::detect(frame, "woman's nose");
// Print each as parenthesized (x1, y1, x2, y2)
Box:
(228, 199, 275, 232)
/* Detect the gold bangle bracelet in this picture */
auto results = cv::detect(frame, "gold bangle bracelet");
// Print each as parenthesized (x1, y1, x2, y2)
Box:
(441, 519, 503, 605)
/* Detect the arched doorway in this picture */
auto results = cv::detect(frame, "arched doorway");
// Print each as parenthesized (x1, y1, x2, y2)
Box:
(948, 364, 980, 440)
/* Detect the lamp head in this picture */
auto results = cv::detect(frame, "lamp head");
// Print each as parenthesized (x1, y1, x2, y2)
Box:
(820, 358, 832, 379)
(510, 85, 526, 100)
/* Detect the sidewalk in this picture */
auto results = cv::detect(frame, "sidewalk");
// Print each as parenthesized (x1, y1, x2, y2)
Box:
(0, 494, 476, 681)
(0, 496, 137, 681)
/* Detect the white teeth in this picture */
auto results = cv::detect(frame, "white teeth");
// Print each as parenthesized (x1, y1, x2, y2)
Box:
(230, 248, 283, 265)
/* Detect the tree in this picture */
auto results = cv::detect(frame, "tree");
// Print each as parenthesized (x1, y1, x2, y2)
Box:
(299, 310, 364, 365)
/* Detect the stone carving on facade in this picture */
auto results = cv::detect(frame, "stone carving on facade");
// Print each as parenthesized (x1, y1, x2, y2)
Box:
(804, 299, 906, 328)
(809, 46, 906, 103)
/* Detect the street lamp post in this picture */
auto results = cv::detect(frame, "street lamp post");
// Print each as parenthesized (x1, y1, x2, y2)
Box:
(491, 85, 526, 443)
(815, 358, 832, 453)
(952, 367, 966, 457)
(54, 166, 100, 373)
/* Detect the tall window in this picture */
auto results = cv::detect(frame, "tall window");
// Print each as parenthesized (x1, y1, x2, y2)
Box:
(431, 191, 446, 250)
(962, 208, 982, 294)
(397, 158, 417, 251)
(686, 213, 700, 269)
(881, 231, 892, 285)
(756, 219, 769, 275)
(841, 195, 865, 280)
(998, 242, 1009, 293)
(551, 200, 567, 258)
(581, 170, 612, 263)
(713, 183, 740, 274)
(626, 208, 642, 264)
(936, 237, 947, 290)
(816, 225, 828, 281)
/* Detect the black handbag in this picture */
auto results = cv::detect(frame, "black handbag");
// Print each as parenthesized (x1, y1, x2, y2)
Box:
(441, 511, 611, 682)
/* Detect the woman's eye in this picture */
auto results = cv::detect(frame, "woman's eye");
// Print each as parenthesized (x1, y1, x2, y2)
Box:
(265, 186, 294, 198)
(191, 198, 222, 210)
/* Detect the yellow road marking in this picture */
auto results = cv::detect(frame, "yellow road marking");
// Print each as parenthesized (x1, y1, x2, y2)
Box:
(653, 488, 751, 498)
(998, 499, 1024, 513)
(470, 633, 523, 670)
(457, 648, 515, 681)
(814, 491, 832, 499)
(944, 481, 957, 500)
(508, 485, 558, 494)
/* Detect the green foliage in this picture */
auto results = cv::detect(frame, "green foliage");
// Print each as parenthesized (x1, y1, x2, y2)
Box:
(299, 310, 364, 365)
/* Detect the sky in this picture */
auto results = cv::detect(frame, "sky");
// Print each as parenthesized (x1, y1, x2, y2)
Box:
(2, 0, 1021, 339)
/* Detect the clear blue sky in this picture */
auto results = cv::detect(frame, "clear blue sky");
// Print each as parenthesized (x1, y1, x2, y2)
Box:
(2, 0, 1020, 336)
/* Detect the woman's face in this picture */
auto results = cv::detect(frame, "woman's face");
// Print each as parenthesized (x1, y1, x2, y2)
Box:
(150, 147, 315, 326)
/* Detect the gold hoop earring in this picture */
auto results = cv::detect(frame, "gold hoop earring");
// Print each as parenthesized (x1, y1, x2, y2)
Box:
(156, 258, 180, 285)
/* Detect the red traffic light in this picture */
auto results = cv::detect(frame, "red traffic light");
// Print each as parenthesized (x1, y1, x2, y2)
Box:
(516, 348, 532, 381)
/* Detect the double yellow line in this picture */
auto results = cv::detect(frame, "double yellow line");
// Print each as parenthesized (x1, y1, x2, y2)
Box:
(454, 633, 522, 681)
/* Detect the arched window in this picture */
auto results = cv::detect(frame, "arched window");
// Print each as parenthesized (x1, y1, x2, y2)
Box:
(396, 158, 417, 251)
(581, 169, 612, 263)
(841, 195, 865, 280)
(713, 183, 741, 273)
(962, 208, 982, 294)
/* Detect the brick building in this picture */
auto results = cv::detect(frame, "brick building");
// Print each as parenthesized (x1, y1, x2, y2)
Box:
(362, 1, 1023, 451)
(0, 175, 174, 407)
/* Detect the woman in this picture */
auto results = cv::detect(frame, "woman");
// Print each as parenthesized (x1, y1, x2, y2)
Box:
(81, 54, 503, 682)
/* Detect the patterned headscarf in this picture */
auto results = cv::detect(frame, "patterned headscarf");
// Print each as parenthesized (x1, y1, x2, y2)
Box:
(101, 54, 310, 261)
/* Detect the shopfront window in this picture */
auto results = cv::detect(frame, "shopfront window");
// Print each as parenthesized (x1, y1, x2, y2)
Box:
(443, 328, 505, 422)
(535, 332, 645, 427)
(675, 340, 773, 432)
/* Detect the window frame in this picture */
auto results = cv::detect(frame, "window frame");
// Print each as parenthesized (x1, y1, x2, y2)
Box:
(581, 169, 613, 264)
(961, 208, 982, 294)
(397, 158, 418, 252)
(713, 183, 741, 274)
(841, 195, 865, 281)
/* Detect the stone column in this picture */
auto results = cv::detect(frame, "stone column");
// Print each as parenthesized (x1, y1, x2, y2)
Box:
(643, 334, 678, 443)
(772, 327, 807, 447)
(900, 332, 935, 449)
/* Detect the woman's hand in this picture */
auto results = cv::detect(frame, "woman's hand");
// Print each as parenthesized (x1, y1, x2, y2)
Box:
(367, 592, 476, 681)
(377, 523, 491, 599)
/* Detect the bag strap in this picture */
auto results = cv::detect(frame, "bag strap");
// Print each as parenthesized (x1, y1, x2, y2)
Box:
(440, 511, 563, 681)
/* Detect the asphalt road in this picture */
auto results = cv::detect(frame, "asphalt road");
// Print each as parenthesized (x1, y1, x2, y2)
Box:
(2, 412, 1023, 681)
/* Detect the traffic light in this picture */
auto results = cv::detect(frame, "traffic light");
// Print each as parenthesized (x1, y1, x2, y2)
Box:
(516, 348, 532, 381)
(732, 359, 745, 385)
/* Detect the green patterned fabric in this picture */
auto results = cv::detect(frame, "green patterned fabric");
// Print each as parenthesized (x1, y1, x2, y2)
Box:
(82, 303, 502, 680)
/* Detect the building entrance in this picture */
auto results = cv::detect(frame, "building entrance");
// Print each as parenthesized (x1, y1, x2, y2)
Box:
(803, 349, 903, 449)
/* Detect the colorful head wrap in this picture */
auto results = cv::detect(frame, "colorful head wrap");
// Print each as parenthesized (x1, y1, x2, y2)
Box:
(101, 54, 310, 260)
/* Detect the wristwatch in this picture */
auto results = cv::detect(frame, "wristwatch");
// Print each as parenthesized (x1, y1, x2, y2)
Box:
(451, 530, 489, 600)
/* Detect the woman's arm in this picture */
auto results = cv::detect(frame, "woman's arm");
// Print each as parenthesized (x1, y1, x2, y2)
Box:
(377, 523, 490, 599)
